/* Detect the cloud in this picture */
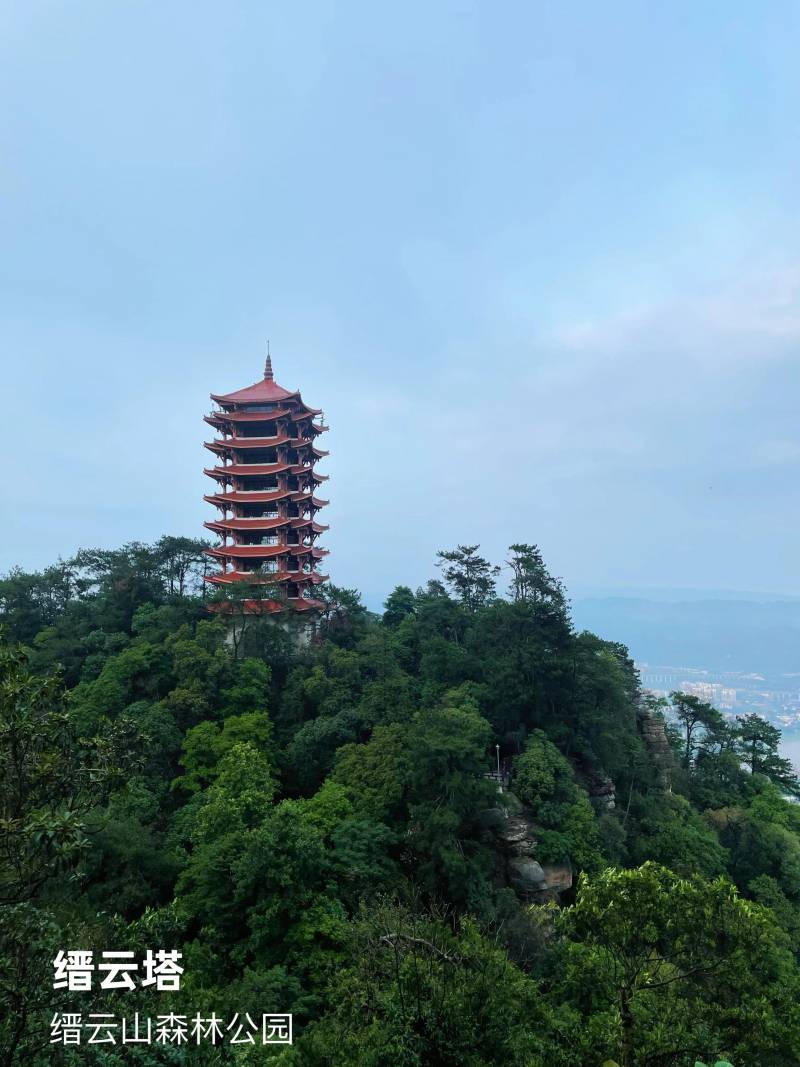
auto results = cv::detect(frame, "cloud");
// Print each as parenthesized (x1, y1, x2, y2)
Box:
(546, 265, 800, 368)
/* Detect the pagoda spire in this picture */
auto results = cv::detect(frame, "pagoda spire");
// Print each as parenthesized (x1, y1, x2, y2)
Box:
(264, 343, 273, 381)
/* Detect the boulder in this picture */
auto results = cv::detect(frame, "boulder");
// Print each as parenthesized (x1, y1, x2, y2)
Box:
(508, 857, 548, 897)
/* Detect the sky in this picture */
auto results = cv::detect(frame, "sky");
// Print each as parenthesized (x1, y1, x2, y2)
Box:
(1, 1, 799, 608)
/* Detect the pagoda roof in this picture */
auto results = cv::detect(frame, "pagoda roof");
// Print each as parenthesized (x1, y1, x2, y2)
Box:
(205, 569, 328, 586)
(204, 464, 326, 482)
(203, 517, 328, 533)
(204, 490, 292, 505)
(292, 519, 329, 532)
(204, 517, 290, 533)
(205, 463, 293, 478)
(206, 543, 325, 560)
(208, 596, 324, 615)
(210, 355, 322, 414)
(204, 409, 291, 425)
(204, 435, 295, 453)
(211, 380, 299, 404)
(203, 489, 328, 507)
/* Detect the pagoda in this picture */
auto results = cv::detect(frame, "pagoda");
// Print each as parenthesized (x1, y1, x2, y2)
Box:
(203, 352, 329, 613)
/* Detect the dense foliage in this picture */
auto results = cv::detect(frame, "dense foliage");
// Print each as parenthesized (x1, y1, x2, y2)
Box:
(1, 539, 799, 1065)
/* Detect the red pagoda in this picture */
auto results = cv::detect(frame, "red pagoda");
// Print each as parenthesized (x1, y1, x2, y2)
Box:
(203, 352, 329, 613)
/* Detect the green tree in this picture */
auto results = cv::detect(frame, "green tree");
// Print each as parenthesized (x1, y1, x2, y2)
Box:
(292, 900, 572, 1066)
(0, 633, 137, 904)
(671, 691, 726, 770)
(506, 542, 567, 609)
(734, 714, 800, 794)
(561, 862, 800, 1066)
(382, 585, 416, 628)
(436, 545, 500, 611)
(513, 730, 604, 870)
(176, 710, 274, 793)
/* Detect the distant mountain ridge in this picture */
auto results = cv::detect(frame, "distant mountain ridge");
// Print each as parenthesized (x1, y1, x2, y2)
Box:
(571, 597, 800, 675)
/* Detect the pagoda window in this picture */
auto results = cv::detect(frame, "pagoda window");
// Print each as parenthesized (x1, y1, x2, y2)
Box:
(240, 452, 278, 465)
(239, 479, 280, 492)
(240, 421, 277, 437)
(260, 560, 278, 573)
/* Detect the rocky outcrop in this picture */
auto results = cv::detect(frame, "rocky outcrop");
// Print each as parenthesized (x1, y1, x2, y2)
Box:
(479, 794, 573, 902)
(584, 770, 616, 812)
(540, 862, 572, 893)
(508, 857, 547, 895)
(637, 706, 674, 792)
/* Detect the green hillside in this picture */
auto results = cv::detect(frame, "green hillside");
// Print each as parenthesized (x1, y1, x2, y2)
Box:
(2, 540, 799, 1066)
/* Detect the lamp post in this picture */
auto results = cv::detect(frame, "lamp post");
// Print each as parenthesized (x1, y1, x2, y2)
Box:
(495, 744, 500, 779)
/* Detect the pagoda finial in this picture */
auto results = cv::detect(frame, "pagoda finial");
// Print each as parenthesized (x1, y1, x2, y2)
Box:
(264, 340, 273, 381)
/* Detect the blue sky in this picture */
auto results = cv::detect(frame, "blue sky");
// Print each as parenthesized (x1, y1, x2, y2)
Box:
(2, 1, 799, 606)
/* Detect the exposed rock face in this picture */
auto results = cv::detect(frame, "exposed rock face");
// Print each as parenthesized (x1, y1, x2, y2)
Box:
(479, 794, 573, 902)
(497, 815, 538, 855)
(637, 707, 674, 792)
(585, 770, 616, 812)
(541, 862, 572, 893)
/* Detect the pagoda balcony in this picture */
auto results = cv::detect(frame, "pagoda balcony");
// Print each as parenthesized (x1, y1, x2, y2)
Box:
(207, 544, 288, 559)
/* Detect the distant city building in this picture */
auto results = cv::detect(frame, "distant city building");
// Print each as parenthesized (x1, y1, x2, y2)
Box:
(637, 663, 800, 731)
(203, 353, 329, 613)
(678, 681, 737, 709)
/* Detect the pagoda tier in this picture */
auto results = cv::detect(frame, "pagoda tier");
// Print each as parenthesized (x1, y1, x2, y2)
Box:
(204, 517, 328, 534)
(205, 438, 329, 458)
(203, 353, 329, 612)
(206, 570, 328, 585)
(204, 491, 328, 508)
(204, 410, 329, 432)
(207, 545, 329, 562)
(203, 463, 329, 481)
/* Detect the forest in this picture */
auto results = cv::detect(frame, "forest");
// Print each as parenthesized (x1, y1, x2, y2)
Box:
(2, 537, 800, 1066)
